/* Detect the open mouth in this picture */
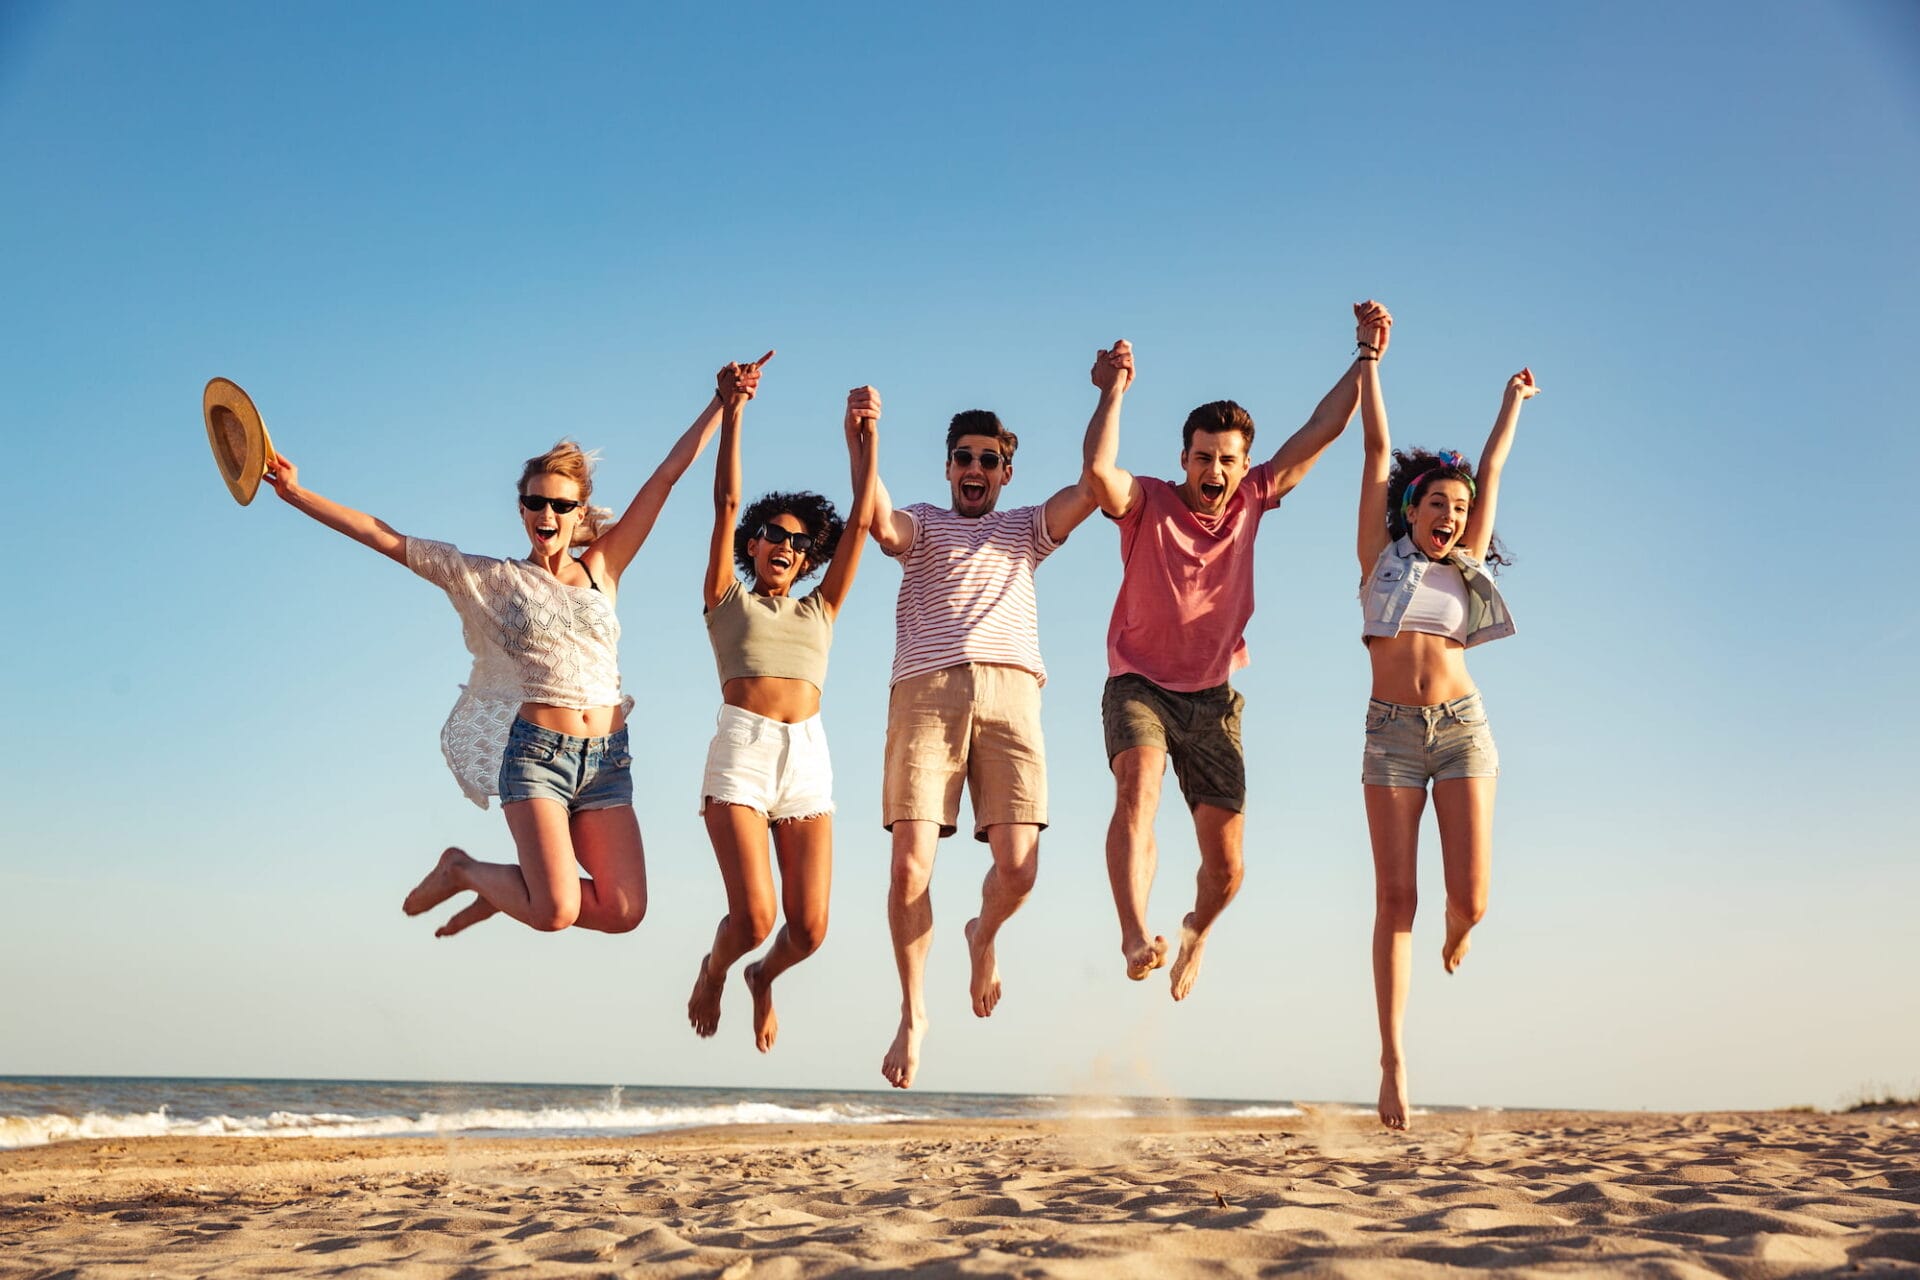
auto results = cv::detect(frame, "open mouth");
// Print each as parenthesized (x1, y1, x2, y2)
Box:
(536, 525, 559, 540)
(1201, 482, 1225, 504)
(1428, 524, 1454, 552)
(960, 480, 987, 503)
(769, 552, 793, 572)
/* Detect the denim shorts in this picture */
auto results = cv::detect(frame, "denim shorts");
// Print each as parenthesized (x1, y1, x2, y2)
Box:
(1102, 673, 1246, 813)
(1361, 690, 1499, 788)
(497, 717, 634, 811)
(700, 705, 834, 823)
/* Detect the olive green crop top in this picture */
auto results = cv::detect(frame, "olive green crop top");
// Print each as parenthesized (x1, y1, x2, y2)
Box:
(705, 578, 833, 690)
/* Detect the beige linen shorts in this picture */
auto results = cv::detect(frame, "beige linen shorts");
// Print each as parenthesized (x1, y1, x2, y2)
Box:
(883, 663, 1047, 841)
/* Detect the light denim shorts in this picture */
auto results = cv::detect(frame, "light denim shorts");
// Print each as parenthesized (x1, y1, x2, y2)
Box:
(1361, 690, 1499, 788)
(497, 718, 634, 811)
(701, 705, 835, 823)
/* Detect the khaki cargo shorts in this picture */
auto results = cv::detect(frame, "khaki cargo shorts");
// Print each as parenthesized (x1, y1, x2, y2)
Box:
(883, 663, 1047, 841)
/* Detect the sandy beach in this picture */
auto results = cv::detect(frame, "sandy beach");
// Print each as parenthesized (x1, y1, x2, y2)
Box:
(4, 1108, 1918, 1277)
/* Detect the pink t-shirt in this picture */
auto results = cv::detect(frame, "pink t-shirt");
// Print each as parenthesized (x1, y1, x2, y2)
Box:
(1105, 462, 1279, 692)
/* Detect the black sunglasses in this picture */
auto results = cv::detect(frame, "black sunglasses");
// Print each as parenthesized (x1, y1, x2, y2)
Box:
(756, 523, 815, 554)
(520, 495, 582, 515)
(950, 447, 1004, 471)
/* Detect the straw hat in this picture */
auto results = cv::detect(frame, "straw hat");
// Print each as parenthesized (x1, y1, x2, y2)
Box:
(203, 377, 277, 505)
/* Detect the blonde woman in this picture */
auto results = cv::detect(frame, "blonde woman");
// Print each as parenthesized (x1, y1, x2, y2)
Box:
(269, 360, 757, 937)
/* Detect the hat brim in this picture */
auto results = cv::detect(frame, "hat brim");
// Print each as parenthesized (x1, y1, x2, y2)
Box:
(203, 377, 276, 506)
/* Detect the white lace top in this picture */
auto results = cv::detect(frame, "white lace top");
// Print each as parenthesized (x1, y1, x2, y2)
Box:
(406, 537, 633, 809)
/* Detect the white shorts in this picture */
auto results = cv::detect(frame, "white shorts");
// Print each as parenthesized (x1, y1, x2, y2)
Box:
(699, 705, 835, 822)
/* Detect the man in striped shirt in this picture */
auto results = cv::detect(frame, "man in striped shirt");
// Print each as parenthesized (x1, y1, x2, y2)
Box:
(869, 386, 1119, 1089)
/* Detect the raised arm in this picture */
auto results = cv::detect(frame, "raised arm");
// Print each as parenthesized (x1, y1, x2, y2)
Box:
(1461, 368, 1538, 563)
(1269, 301, 1392, 499)
(1080, 338, 1141, 520)
(866, 449, 915, 556)
(1355, 305, 1395, 571)
(267, 453, 408, 565)
(702, 366, 756, 609)
(815, 386, 882, 617)
(588, 352, 769, 586)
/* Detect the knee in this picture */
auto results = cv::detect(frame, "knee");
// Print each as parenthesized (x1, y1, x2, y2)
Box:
(1449, 894, 1487, 927)
(1375, 884, 1418, 926)
(889, 849, 935, 900)
(530, 901, 580, 932)
(787, 912, 829, 957)
(1211, 856, 1245, 899)
(604, 894, 647, 934)
(1002, 856, 1038, 899)
(732, 904, 778, 948)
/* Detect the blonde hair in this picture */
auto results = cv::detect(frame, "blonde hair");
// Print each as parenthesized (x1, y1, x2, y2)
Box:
(519, 439, 614, 547)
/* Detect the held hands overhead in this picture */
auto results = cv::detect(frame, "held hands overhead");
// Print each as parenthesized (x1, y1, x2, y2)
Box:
(1354, 300, 1393, 358)
(718, 351, 776, 407)
(1091, 339, 1135, 394)
(845, 385, 882, 441)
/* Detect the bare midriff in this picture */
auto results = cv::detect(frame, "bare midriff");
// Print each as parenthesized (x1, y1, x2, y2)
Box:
(722, 675, 822, 724)
(1366, 632, 1476, 706)
(519, 703, 626, 738)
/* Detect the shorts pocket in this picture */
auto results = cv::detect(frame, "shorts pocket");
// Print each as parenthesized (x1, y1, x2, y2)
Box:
(1364, 706, 1391, 733)
(604, 752, 632, 770)
(505, 738, 559, 763)
(1450, 701, 1487, 727)
(721, 716, 760, 747)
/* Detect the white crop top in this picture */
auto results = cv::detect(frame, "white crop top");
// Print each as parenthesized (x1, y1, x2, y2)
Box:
(1396, 562, 1469, 643)
(407, 537, 634, 809)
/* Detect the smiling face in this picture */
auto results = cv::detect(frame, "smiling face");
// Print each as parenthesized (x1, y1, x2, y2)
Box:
(746, 511, 811, 595)
(946, 432, 1012, 517)
(520, 472, 585, 557)
(1408, 477, 1473, 559)
(1178, 428, 1252, 516)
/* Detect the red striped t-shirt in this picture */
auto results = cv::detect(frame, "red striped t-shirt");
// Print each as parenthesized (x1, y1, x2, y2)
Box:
(887, 503, 1060, 686)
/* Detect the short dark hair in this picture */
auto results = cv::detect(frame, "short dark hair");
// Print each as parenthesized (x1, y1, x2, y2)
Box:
(946, 409, 1019, 460)
(1181, 400, 1256, 452)
(734, 490, 844, 583)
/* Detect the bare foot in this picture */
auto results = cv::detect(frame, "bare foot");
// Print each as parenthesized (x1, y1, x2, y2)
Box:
(435, 895, 498, 938)
(1169, 913, 1208, 1001)
(880, 1015, 925, 1089)
(744, 960, 778, 1053)
(964, 918, 1002, 1018)
(403, 848, 469, 917)
(1379, 1059, 1411, 1130)
(687, 954, 724, 1038)
(1442, 905, 1475, 974)
(1124, 934, 1169, 981)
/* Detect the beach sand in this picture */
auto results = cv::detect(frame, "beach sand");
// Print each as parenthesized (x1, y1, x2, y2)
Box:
(4, 1109, 1918, 1277)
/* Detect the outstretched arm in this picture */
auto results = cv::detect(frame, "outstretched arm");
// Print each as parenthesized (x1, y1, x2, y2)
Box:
(702, 365, 758, 609)
(589, 352, 770, 586)
(1078, 338, 1140, 521)
(1356, 312, 1394, 572)
(1461, 368, 1538, 563)
(267, 453, 408, 565)
(1269, 301, 1392, 499)
(867, 453, 915, 556)
(816, 386, 882, 617)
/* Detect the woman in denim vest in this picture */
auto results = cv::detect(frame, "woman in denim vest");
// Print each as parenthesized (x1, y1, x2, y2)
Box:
(1354, 306, 1539, 1130)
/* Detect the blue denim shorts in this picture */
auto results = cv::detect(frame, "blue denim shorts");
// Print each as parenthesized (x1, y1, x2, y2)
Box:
(497, 718, 634, 812)
(1361, 690, 1499, 788)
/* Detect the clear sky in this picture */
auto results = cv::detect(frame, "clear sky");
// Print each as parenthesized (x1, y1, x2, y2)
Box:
(2, 1, 1916, 1113)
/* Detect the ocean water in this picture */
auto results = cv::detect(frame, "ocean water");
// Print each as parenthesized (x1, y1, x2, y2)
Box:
(0, 1077, 1339, 1150)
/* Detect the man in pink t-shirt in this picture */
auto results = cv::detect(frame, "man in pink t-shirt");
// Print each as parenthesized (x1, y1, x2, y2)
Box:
(1083, 302, 1394, 1000)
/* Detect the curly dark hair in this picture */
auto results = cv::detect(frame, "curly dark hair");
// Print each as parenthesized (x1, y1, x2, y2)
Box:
(734, 490, 844, 583)
(1385, 448, 1511, 569)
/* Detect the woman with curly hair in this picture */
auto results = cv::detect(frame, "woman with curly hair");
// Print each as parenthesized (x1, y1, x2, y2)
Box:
(1354, 306, 1539, 1129)
(686, 363, 881, 1051)
(267, 359, 748, 940)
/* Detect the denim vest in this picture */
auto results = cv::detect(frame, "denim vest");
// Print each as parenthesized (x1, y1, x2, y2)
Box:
(1360, 535, 1515, 649)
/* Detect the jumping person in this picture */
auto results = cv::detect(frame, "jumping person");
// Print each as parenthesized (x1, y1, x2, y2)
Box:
(687, 370, 880, 1052)
(268, 361, 742, 938)
(1357, 325, 1537, 1129)
(1082, 303, 1394, 1000)
(870, 377, 1113, 1088)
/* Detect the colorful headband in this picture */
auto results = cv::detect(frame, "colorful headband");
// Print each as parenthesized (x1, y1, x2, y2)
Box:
(1400, 452, 1477, 517)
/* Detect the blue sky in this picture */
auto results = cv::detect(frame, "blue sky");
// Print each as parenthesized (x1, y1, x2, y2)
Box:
(2, 2, 1916, 1112)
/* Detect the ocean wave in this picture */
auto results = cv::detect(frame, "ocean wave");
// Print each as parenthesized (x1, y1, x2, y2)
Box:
(1226, 1105, 1306, 1118)
(0, 1098, 920, 1150)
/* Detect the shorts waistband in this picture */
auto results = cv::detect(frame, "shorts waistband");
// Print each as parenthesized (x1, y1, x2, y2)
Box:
(717, 704, 823, 732)
(1367, 690, 1483, 718)
(508, 717, 628, 750)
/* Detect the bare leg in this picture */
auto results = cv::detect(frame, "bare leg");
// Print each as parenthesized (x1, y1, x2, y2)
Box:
(421, 805, 646, 938)
(401, 799, 588, 932)
(882, 820, 939, 1088)
(1432, 778, 1495, 974)
(1366, 783, 1426, 1130)
(434, 895, 498, 937)
(964, 823, 1039, 1017)
(688, 802, 776, 1039)
(743, 814, 832, 1052)
(1168, 803, 1245, 1001)
(1106, 746, 1169, 980)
